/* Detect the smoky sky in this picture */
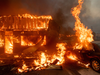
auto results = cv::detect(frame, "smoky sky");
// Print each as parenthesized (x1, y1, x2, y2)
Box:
(0, 0, 100, 33)
(80, 0, 100, 33)
(21, 0, 78, 34)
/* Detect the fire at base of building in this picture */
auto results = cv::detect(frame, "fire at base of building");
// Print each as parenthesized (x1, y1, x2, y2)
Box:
(0, 14, 52, 54)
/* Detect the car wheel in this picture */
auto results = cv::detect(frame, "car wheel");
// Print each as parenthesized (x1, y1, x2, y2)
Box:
(90, 59, 100, 72)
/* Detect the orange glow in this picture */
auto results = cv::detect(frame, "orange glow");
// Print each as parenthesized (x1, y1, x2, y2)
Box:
(5, 36, 13, 54)
(41, 36, 46, 46)
(21, 36, 45, 46)
(0, 60, 3, 63)
(21, 36, 28, 46)
(67, 52, 77, 61)
(71, 0, 94, 50)
(18, 63, 29, 73)
(14, 55, 19, 58)
(0, 36, 4, 47)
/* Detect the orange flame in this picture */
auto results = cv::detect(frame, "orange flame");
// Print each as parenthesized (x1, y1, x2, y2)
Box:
(5, 36, 13, 54)
(71, 0, 94, 50)
(67, 52, 77, 61)
(0, 36, 4, 47)
(55, 43, 66, 65)
(41, 36, 46, 46)
(21, 36, 36, 46)
(17, 43, 66, 72)
(0, 14, 52, 31)
(18, 63, 29, 73)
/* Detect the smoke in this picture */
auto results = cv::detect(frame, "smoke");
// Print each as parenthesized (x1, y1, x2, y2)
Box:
(21, 0, 78, 34)
(80, 0, 100, 33)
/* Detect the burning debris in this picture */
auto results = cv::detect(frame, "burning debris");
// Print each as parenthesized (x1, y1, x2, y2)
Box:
(18, 43, 66, 73)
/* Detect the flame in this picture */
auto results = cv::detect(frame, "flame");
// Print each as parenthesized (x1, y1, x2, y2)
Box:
(21, 36, 45, 46)
(41, 36, 46, 46)
(55, 43, 66, 65)
(34, 52, 50, 70)
(71, 0, 94, 50)
(5, 36, 13, 54)
(21, 36, 28, 46)
(18, 63, 29, 73)
(0, 13, 52, 31)
(0, 13, 51, 54)
(67, 52, 77, 61)
(33, 43, 66, 70)
(0, 35, 4, 47)
(14, 55, 19, 58)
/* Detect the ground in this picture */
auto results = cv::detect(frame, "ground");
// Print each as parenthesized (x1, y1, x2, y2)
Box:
(17, 63, 100, 75)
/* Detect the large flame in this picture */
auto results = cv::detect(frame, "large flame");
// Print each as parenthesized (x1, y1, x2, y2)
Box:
(5, 36, 13, 54)
(0, 14, 52, 54)
(18, 43, 66, 72)
(72, 0, 94, 50)
(55, 43, 66, 65)
(5, 31, 13, 54)
(0, 13, 52, 31)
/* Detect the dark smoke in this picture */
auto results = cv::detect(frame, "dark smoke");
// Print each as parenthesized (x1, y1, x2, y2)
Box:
(21, 0, 78, 34)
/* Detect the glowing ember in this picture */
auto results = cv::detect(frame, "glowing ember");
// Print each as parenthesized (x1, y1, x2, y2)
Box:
(14, 55, 19, 58)
(0, 60, 3, 63)
(71, 0, 94, 50)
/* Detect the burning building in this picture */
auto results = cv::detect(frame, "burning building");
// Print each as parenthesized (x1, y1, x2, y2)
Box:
(0, 14, 52, 54)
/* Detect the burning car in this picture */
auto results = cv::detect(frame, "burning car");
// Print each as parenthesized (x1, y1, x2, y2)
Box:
(65, 43, 100, 72)
(63, 0, 100, 73)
